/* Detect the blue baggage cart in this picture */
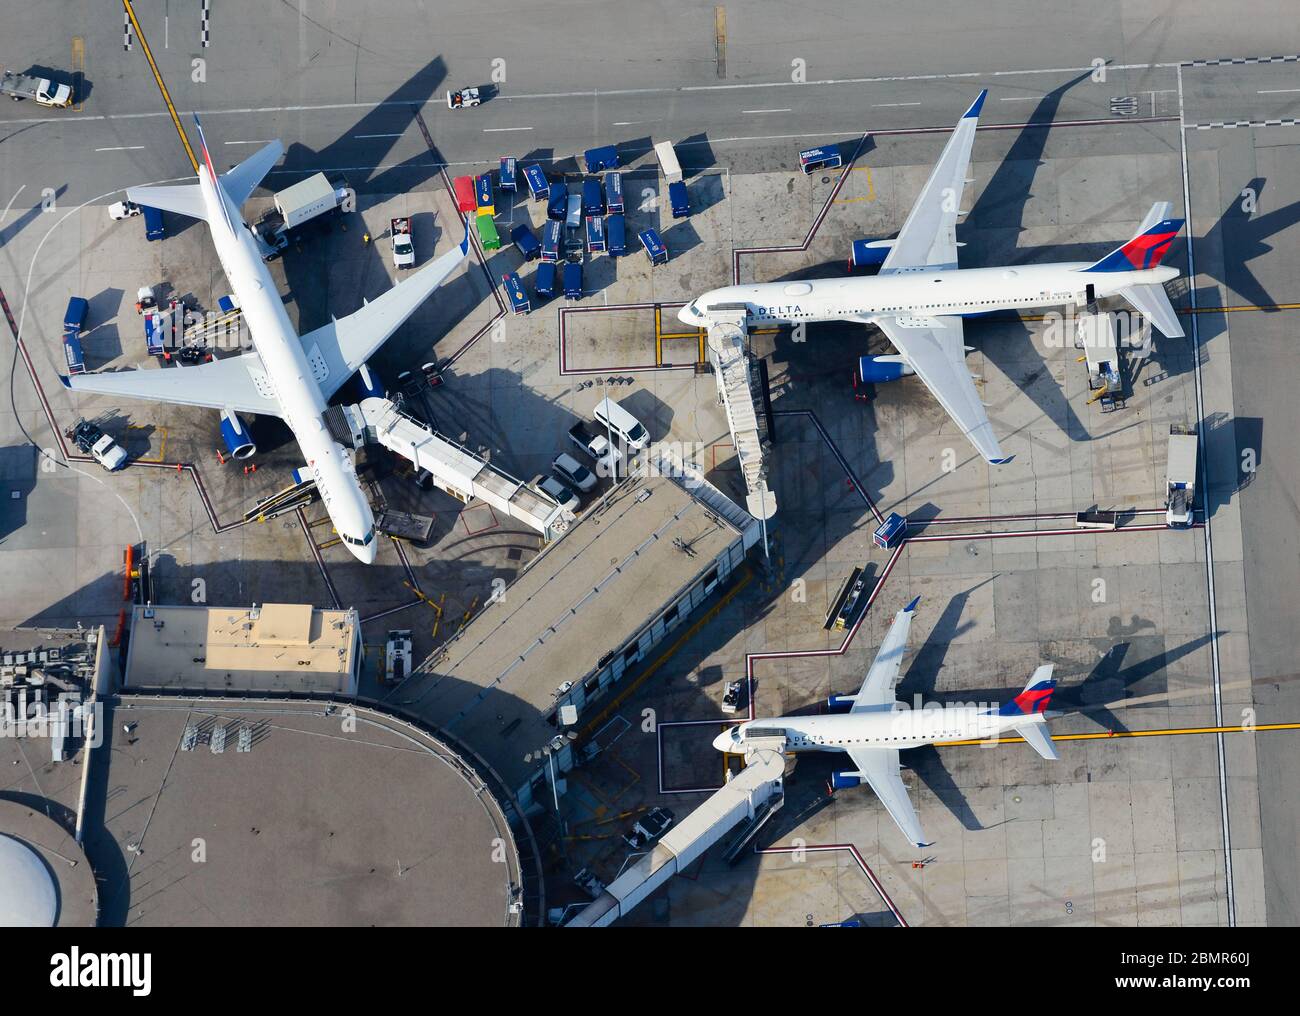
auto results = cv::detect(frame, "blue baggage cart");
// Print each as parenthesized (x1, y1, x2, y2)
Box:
(475, 173, 495, 215)
(604, 172, 624, 214)
(584, 144, 619, 173)
(585, 215, 605, 254)
(798, 145, 843, 174)
(563, 261, 583, 301)
(511, 223, 541, 261)
(523, 163, 548, 200)
(606, 214, 626, 256)
(534, 260, 557, 298)
(502, 272, 531, 315)
(638, 228, 668, 265)
(217, 294, 240, 314)
(144, 311, 169, 356)
(62, 331, 86, 375)
(873, 512, 907, 549)
(63, 296, 89, 333)
(142, 205, 165, 240)
(546, 183, 568, 221)
(581, 178, 604, 217)
(668, 180, 690, 218)
(499, 157, 518, 192)
(541, 220, 562, 263)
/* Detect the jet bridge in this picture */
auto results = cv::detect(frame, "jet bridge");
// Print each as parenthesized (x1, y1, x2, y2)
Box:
(567, 746, 786, 927)
(704, 309, 776, 521)
(342, 396, 574, 541)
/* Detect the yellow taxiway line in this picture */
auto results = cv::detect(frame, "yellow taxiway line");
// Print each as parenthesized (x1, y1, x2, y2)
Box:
(122, 0, 198, 173)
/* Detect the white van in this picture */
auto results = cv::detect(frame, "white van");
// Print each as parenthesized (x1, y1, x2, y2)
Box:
(593, 397, 648, 451)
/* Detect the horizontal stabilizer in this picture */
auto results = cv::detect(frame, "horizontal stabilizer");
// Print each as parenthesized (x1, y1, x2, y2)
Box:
(1016, 721, 1059, 761)
(220, 140, 285, 209)
(1120, 283, 1185, 338)
(124, 182, 208, 222)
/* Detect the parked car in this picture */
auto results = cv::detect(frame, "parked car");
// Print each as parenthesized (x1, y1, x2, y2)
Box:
(573, 867, 605, 899)
(538, 473, 577, 509)
(622, 807, 675, 850)
(552, 452, 597, 493)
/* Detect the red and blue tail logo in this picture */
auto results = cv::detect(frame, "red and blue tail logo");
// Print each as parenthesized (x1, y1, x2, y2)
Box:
(1082, 218, 1184, 273)
(998, 678, 1056, 716)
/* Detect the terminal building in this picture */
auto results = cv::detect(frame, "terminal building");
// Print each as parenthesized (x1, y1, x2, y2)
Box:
(405, 464, 762, 812)
(121, 602, 362, 696)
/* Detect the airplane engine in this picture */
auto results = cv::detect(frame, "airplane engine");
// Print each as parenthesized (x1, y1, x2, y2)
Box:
(858, 354, 914, 383)
(354, 362, 386, 402)
(849, 238, 894, 269)
(219, 408, 256, 459)
(826, 695, 856, 712)
(829, 770, 862, 790)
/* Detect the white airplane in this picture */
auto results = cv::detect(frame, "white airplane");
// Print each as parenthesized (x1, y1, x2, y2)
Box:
(712, 596, 1058, 847)
(680, 90, 1187, 464)
(62, 115, 469, 563)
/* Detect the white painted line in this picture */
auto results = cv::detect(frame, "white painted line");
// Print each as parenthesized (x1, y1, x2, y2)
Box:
(1000, 96, 1039, 101)
(1258, 87, 1300, 93)
(483, 126, 534, 133)
(742, 108, 792, 114)
(871, 102, 921, 107)
(223, 140, 274, 146)
(612, 120, 658, 126)
(355, 132, 404, 138)
(94, 146, 145, 151)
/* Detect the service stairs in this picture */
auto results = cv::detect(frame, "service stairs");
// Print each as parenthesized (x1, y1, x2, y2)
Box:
(341, 396, 573, 541)
(705, 310, 776, 520)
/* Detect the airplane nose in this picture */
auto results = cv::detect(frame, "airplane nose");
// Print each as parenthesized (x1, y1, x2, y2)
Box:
(678, 304, 698, 326)
(712, 729, 735, 752)
(345, 539, 378, 565)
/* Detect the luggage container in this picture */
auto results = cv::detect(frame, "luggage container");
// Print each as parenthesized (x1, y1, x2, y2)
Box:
(668, 179, 690, 218)
(606, 213, 626, 256)
(604, 172, 624, 214)
(581, 178, 604, 217)
(586, 215, 606, 254)
(452, 175, 476, 213)
(475, 173, 495, 215)
(584, 144, 619, 173)
(639, 228, 668, 265)
(217, 294, 240, 314)
(563, 261, 583, 301)
(142, 205, 165, 240)
(502, 272, 531, 315)
(498, 157, 518, 192)
(872, 512, 907, 549)
(62, 331, 86, 375)
(511, 223, 541, 261)
(535, 260, 557, 298)
(476, 214, 501, 250)
(144, 309, 170, 356)
(63, 297, 89, 334)
(541, 220, 562, 263)
(798, 145, 843, 174)
(546, 183, 568, 221)
(523, 163, 549, 200)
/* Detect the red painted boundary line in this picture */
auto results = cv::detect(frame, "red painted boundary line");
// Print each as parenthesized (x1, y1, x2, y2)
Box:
(297, 506, 341, 609)
(760, 843, 908, 926)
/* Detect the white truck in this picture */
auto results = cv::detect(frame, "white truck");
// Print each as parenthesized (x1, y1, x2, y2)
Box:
(390, 217, 415, 269)
(568, 421, 622, 478)
(68, 421, 128, 472)
(1165, 424, 1199, 528)
(256, 173, 351, 258)
(1, 68, 72, 107)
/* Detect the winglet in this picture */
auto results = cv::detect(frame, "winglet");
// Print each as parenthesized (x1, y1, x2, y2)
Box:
(59, 375, 71, 389)
(990, 455, 1015, 465)
(904, 595, 921, 613)
(962, 90, 988, 120)
(459, 223, 471, 256)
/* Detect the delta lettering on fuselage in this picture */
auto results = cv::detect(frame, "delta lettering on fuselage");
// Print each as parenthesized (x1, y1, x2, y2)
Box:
(754, 304, 803, 319)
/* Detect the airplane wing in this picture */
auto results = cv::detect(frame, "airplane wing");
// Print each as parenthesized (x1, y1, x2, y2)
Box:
(61, 353, 283, 417)
(879, 90, 986, 275)
(299, 227, 470, 401)
(873, 313, 1009, 464)
(851, 596, 919, 711)
(847, 747, 931, 847)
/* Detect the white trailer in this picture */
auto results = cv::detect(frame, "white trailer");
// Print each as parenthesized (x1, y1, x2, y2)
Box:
(653, 140, 683, 184)
(1165, 424, 1198, 528)
(274, 173, 347, 230)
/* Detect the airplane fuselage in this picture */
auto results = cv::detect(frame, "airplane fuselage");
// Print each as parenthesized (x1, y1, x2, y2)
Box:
(716, 704, 1045, 754)
(198, 168, 377, 563)
(680, 261, 1179, 328)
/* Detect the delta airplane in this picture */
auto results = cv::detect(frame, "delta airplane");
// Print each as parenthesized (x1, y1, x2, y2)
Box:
(680, 90, 1187, 464)
(62, 116, 468, 563)
(713, 597, 1057, 847)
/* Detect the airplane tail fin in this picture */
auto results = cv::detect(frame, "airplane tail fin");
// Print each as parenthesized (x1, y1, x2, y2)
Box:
(998, 664, 1056, 717)
(1081, 202, 1184, 273)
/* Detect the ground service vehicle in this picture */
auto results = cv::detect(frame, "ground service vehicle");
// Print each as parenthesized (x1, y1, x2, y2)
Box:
(390, 217, 415, 268)
(68, 421, 128, 471)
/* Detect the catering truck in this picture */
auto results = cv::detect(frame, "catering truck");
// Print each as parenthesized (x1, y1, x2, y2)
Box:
(256, 172, 351, 258)
(1165, 424, 1199, 528)
(1, 68, 72, 107)
(654, 140, 690, 218)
